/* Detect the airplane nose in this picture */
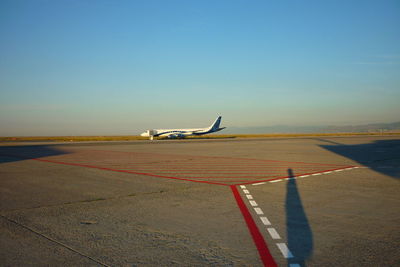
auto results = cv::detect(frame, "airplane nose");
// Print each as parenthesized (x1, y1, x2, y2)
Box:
(140, 131, 150, 137)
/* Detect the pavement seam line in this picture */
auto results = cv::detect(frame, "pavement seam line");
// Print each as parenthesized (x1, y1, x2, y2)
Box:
(0, 214, 110, 267)
(2, 189, 173, 212)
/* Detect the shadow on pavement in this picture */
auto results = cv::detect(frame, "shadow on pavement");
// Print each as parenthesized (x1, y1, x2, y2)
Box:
(319, 139, 400, 179)
(286, 168, 313, 266)
(0, 145, 69, 164)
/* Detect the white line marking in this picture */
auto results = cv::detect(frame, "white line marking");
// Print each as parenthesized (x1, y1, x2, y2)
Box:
(267, 228, 281, 239)
(246, 195, 253, 200)
(260, 216, 271, 225)
(258, 167, 357, 186)
(289, 264, 301, 267)
(277, 243, 293, 258)
(243, 189, 250, 194)
(240, 185, 246, 189)
(270, 179, 282, 183)
(249, 200, 258, 206)
(254, 208, 264, 215)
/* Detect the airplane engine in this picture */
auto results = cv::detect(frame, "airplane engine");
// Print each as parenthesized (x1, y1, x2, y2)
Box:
(167, 133, 186, 139)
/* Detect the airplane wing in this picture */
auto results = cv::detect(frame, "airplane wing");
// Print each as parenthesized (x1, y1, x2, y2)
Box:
(165, 131, 190, 138)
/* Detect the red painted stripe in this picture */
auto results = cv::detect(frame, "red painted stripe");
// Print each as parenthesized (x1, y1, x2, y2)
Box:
(2, 154, 229, 186)
(87, 149, 346, 166)
(105, 160, 327, 164)
(230, 185, 277, 267)
(37, 158, 230, 186)
(153, 169, 316, 173)
(112, 162, 324, 166)
(115, 166, 326, 170)
(119, 171, 291, 174)
(127, 175, 279, 179)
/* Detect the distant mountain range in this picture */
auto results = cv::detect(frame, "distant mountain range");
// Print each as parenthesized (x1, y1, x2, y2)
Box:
(224, 121, 400, 134)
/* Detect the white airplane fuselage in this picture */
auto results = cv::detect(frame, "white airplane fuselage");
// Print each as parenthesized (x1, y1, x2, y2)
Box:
(140, 116, 225, 140)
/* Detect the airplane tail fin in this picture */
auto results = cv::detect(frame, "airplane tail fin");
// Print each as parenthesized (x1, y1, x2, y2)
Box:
(208, 116, 222, 132)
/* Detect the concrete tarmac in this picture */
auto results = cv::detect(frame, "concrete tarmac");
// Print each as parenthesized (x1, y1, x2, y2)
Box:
(0, 136, 399, 266)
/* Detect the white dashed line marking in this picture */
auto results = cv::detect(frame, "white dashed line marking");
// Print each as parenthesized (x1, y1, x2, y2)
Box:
(251, 167, 361, 185)
(277, 243, 294, 258)
(254, 207, 264, 215)
(249, 200, 258, 206)
(240, 186, 299, 265)
(267, 228, 281, 239)
(243, 167, 361, 264)
(260, 216, 271, 226)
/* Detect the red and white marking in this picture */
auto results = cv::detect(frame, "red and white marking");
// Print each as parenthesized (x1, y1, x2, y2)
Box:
(2, 149, 363, 266)
(240, 185, 299, 265)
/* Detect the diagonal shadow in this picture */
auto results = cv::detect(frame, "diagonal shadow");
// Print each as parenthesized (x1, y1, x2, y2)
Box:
(286, 168, 313, 266)
(0, 145, 69, 164)
(319, 139, 400, 179)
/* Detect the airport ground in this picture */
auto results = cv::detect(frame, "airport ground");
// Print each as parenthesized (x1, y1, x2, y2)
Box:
(0, 136, 399, 266)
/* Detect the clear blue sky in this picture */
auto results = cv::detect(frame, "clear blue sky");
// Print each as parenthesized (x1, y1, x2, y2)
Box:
(1, 0, 399, 136)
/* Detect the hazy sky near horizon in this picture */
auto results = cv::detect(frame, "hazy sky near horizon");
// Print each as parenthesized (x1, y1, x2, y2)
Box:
(1, 0, 399, 136)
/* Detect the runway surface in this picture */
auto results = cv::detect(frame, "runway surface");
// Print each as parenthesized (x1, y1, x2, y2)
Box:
(1, 136, 399, 266)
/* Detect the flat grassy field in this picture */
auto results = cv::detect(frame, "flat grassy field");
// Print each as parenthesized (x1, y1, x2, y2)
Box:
(1, 132, 400, 142)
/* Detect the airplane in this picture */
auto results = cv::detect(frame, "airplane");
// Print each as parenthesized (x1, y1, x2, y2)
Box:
(140, 116, 225, 140)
